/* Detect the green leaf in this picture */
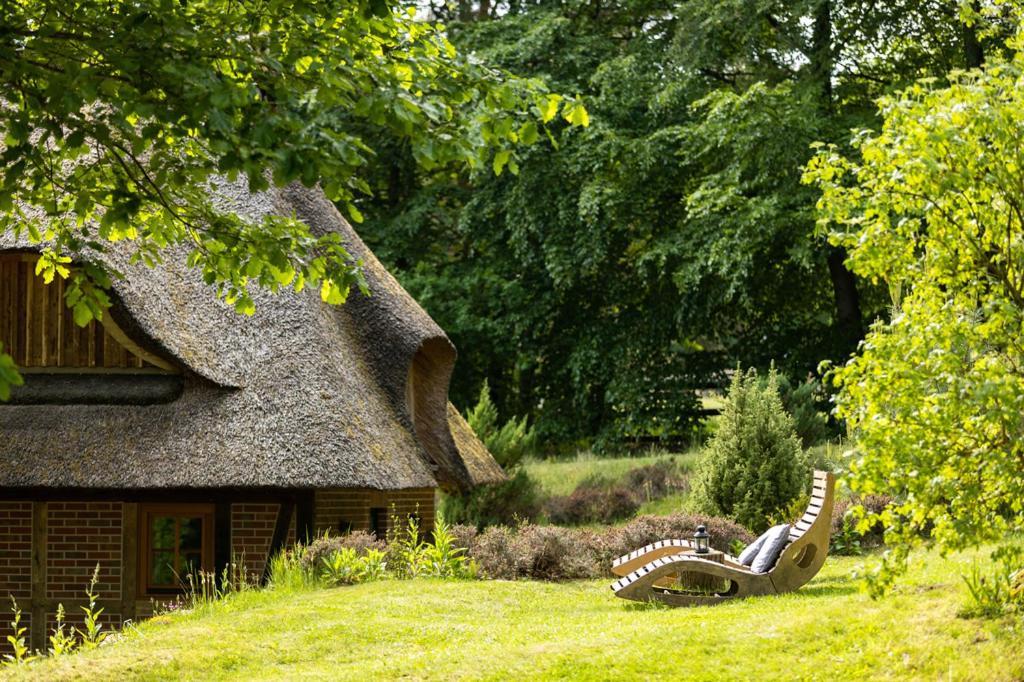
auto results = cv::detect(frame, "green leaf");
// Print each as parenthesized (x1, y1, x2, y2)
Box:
(492, 149, 511, 176)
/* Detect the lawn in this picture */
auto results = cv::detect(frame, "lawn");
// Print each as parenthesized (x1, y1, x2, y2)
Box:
(12, 548, 1023, 681)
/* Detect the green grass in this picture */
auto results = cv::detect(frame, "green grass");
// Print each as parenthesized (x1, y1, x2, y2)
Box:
(524, 449, 699, 498)
(12, 548, 1024, 681)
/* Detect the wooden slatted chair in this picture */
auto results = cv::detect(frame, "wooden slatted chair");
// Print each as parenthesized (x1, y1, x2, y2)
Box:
(611, 470, 836, 607)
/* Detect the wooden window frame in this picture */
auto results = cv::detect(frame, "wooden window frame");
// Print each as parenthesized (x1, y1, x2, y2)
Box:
(138, 503, 215, 596)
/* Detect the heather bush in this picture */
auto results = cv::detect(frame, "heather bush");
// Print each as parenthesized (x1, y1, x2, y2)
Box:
(693, 367, 807, 533)
(544, 479, 639, 526)
(624, 460, 690, 501)
(605, 514, 755, 561)
(462, 513, 753, 580)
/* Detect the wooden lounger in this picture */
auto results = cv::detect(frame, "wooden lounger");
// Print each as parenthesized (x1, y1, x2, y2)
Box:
(611, 470, 836, 606)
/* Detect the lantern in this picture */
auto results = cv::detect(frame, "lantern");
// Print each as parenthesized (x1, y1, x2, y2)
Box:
(694, 525, 710, 554)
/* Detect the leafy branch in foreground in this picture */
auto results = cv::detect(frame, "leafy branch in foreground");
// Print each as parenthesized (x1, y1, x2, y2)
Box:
(0, 0, 588, 398)
(804, 23, 1024, 597)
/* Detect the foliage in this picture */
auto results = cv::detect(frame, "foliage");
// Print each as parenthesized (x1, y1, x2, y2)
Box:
(358, 0, 1006, 445)
(48, 604, 77, 658)
(440, 468, 541, 528)
(300, 531, 386, 574)
(76, 564, 108, 649)
(0, 343, 22, 401)
(830, 493, 892, 555)
(960, 550, 1024, 619)
(770, 374, 835, 448)
(805, 26, 1024, 595)
(464, 380, 536, 469)
(623, 461, 691, 502)
(524, 449, 699, 498)
(385, 513, 475, 579)
(3, 596, 33, 666)
(693, 368, 808, 533)
(268, 542, 320, 593)
(444, 382, 541, 527)
(320, 548, 388, 586)
(0, 0, 587, 399)
(419, 516, 476, 579)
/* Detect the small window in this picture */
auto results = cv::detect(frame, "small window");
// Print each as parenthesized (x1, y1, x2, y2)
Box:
(139, 504, 214, 595)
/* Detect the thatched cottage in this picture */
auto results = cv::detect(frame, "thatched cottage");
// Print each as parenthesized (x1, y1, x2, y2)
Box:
(0, 184, 504, 647)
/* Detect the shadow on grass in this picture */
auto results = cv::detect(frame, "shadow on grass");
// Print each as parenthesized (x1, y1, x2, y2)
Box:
(793, 574, 859, 599)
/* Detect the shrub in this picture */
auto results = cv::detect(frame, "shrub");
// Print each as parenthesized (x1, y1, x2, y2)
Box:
(624, 460, 690, 501)
(462, 513, 753, 581)
(300, 531, 386, 573)
(544, 480, 639, 526)
(770, 374, 834, 448)
(831, 494, 891, 552)
(441, 468, 541, 528)
(465, 380, 536, 469)
(320, 548, 388, 586)
(693, 367, 807, 533)
(605, 514, 756, 562)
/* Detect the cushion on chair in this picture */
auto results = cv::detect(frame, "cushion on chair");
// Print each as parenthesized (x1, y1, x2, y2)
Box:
(737, 529, 771, 566)
(750, 524, 792, 574)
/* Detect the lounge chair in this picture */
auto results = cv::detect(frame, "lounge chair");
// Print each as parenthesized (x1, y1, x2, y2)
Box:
(610, 470, 836, 606)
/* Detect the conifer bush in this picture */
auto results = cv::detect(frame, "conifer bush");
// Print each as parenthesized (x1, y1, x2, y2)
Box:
(693, 367, 806, 533)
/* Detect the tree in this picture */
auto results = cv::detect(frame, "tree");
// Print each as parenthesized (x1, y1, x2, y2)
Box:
(693, 367, 806, 533)
(0, 0, 588, 399)
(359, 0, 999, 444)
(805, 16, 1024, 594)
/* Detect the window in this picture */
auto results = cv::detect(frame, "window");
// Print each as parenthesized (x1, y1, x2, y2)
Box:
(139, 504, 214, 594)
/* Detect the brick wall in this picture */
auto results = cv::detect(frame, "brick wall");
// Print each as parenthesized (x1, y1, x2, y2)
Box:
(46, 502, 122, 601)
(230, 503, 282, 582)
(314, 490, 372, 535)
(314, 488, 436, 538)
(0, 502, 32, 642)
(383, 489, 436, 535)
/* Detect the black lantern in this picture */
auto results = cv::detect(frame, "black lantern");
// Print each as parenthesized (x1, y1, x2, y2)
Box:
(694, 525, 710, 554)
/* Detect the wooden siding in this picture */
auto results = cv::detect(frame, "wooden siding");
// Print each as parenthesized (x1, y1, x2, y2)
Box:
(0, 253, 149, 370)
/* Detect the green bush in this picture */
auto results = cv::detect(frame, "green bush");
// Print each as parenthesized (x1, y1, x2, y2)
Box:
(769, 374, 834, 448)
(440, 468, 541, 529)
(465, 380, 536, 469)
(319, 548, 388, 586)
(693, 367, 807, 533)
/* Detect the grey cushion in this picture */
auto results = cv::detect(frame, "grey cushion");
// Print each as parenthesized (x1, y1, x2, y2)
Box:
(737, 529, 770, 566)
(750, 524, 792, 574)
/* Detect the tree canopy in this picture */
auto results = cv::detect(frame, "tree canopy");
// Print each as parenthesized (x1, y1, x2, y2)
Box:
(806, 17, 1024, 593)
(0, 0, 587, 398)
(359, 0, 1002, 444)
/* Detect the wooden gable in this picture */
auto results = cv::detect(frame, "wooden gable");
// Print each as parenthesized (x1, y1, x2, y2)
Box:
(0, 253, 175, 372)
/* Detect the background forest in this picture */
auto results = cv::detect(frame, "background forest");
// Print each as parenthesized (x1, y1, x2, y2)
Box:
(356, 0, 1009, 446)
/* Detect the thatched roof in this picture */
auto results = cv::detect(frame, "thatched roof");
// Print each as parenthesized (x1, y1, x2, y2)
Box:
(0, 182, 505, 492)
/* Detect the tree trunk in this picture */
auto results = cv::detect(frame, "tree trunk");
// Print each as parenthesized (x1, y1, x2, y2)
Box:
(810, 0, 833, 111)
(826, 246, 864, 352)
(962, 1, 984, 68)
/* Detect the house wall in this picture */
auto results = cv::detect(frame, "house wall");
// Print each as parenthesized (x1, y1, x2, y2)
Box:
(0, 488, 436, 651)
(313, 488, 436, 537)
